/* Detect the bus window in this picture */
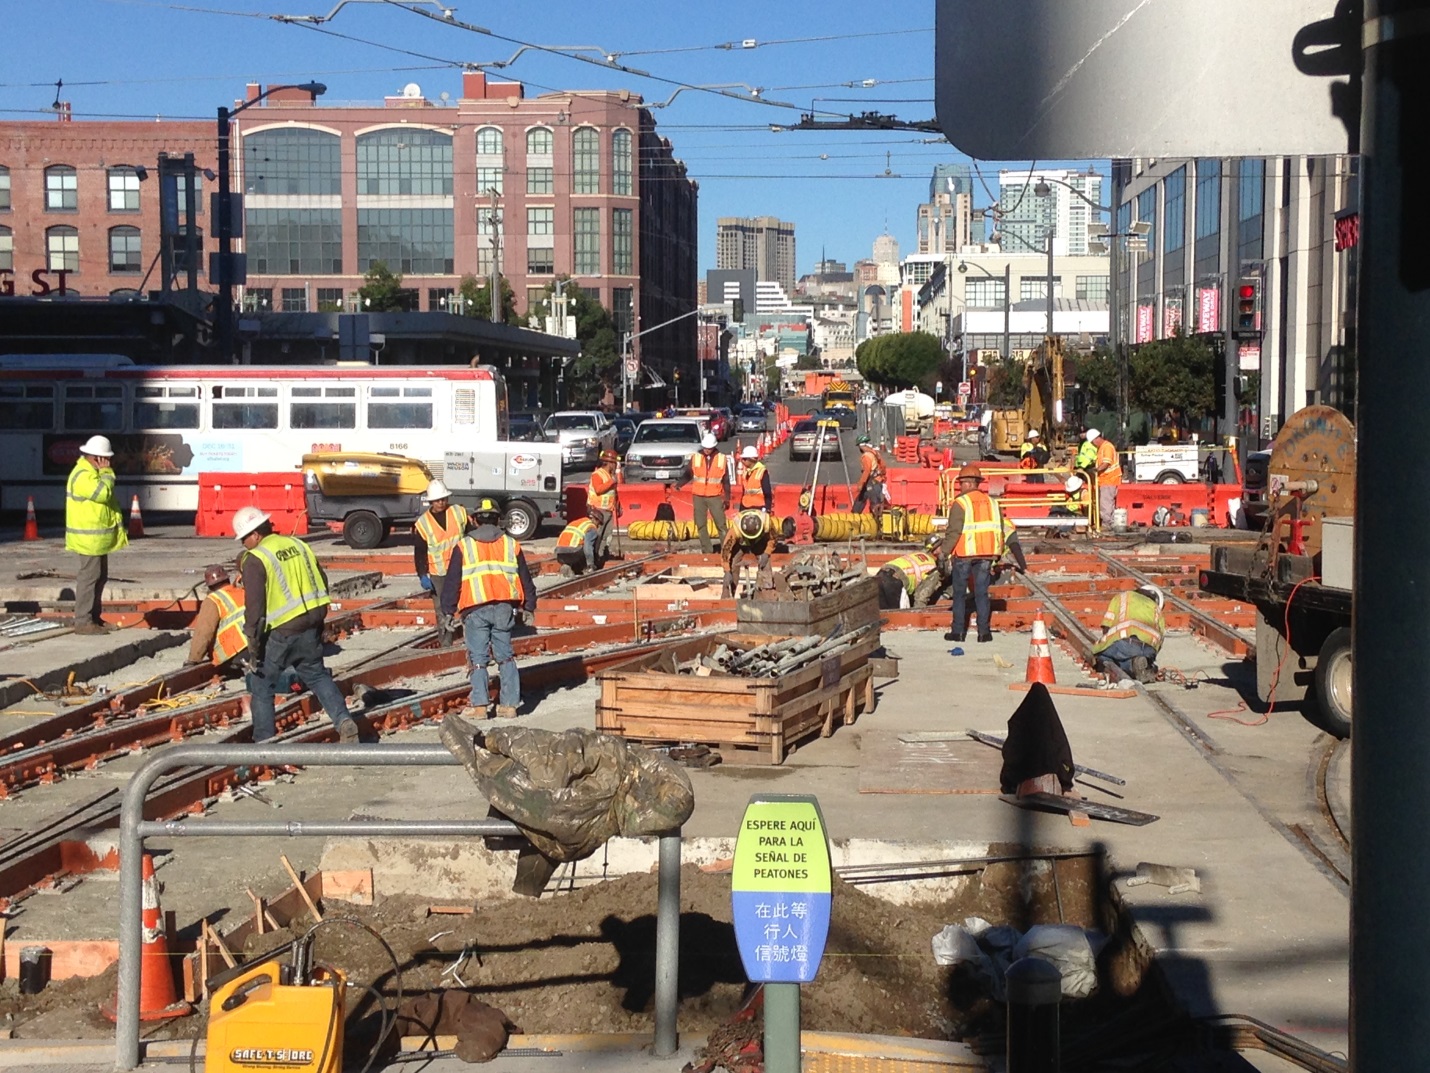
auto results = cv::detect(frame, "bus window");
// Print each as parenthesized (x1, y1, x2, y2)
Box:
(0, 383, 56, 430)
(290, 385, 356, 430)
(63, 382, 125, 432)
(212, 384, 278, 429)
(368, 385, 433, 429)
(133, 385, 200, 430)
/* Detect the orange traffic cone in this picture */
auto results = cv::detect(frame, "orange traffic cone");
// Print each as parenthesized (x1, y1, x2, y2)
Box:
(102, 853, 190, 1022)
(127, 495, 145, 539)
(22, 496, 39, 541)
(1024, 610, 1057, 685)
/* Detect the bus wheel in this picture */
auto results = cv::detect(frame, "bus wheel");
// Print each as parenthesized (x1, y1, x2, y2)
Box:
(342, 510, 385, 549)
(502, 500, 540, 541)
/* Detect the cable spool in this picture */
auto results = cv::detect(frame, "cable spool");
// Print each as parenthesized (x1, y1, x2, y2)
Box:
(1265, 405, 1356, 556)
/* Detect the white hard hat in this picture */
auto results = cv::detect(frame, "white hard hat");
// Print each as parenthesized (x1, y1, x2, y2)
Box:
(1027, 429, 1040, 439)
(1085, 428, 1101, 442)
(741, 445, 758, 460)
(1137, 583, 1165, 609)
(232, 505, 271, 541)
(1065, 475, 1084, 493)
(424, 478, 452, 501)
(79, 435, 114, 457)
(700, 433, 718, 450)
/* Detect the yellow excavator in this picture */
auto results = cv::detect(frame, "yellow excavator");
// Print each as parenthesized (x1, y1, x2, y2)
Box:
(988, 336, 1067, 454)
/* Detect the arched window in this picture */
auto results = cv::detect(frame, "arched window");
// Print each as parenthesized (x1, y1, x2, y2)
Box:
(526, 127, 552, 155)
(573, 127, 600, 195)
(243, 127, 341, 195)
(476, 126, 504, 156)
(0, 166, 11, 212)
(475, 125, 504, 195)
(243, 128, 343, 275)
(109, 226, 142, 273)
(612, 129, 633, 196)
(107, 166, 143, 212)
(357, 128, 453, 196)
(45, 165, 77, 212)
(46, 225, 79, 271)
(526, 127, 553, 196)
(0, 225, 12, 272)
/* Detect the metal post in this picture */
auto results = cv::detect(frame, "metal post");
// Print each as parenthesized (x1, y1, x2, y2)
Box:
(1222, 167, 1242, 443)
(622, 331, 631, 413)
(215, 107, 233, 361)
(182, 153, 199, 296)
(764, 983, 801, 1073)
(1110, 161, 1126, 440)
(1045, 228, 1055, 339)
(654, 832, 681, 1056)
(1354, 3, 1430, 1069)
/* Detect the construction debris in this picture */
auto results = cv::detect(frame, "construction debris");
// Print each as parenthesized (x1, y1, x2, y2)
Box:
(671, 623, 877, 679)
(1125, 861, 1201, 895)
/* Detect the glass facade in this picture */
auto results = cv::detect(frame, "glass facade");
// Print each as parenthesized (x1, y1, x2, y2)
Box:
(612, 286, 633, 335)
(357, 129, 453, 196)
(108, 226, 142, 273)
(45, 165, 77, 212)
(247, 208, 343, 274)
(1164, 166, 1186, 253)
(243, 128, 341, 195)
(1239, 159, 1265, 221)
(573, 128, 600, 195)
(1076, 275, 1110, 302)
(612, 208, 633, 274)
(1136, 188, 1156, 263)
(108, 167, 142, 212)
(1194, 160, 1221, 239)
(612, 129, 632, 196)
(574, 207, 600, 274)
(359, 208, 454, 274)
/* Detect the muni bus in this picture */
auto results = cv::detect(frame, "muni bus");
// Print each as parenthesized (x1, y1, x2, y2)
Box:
(0, 355, 511, 514)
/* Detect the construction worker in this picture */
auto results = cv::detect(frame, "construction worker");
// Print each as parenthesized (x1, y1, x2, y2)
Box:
(1075, 429, 1099, 474)
(682, 433, 729, 555)
(851, 436, 888, 525)
(1018, 429, 1049, 483)
(876, 535, 944, 610)
(1089, 428, 1123, 524)
(184, 563, 248, 667)
(554, 512, 603, 575)
(413, 479, 469, 643)
(65, 435, 128, 634)
(441, 498, 537, 720)
(935, 463, 1028, 643)
(587, 450, 620, 562)
(721, 509, 792, 598)
(737, 445, 773, 512)
(1092, 584, 1166, 683)
(233, 505, 361, 743)
(1050, 475, 1087, 518)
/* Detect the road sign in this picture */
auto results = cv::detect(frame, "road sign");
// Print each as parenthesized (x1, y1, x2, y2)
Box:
(625, 356, 640, 380)
(731, 795, 832, 984)
(1125, 238, 1148, 252)
(958, 381, 972, 396)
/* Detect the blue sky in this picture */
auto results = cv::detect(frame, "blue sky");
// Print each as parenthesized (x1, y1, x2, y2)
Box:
(1, 0, 1104, 276)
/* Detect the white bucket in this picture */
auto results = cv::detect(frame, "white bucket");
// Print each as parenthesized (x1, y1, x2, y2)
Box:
(1190, 508, 1210, 528)
(1110, 508, 1130, 531)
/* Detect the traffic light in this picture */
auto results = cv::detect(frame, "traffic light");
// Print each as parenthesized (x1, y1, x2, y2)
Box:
(731, 297, 745, 323)
(1233, 276, 1262, 338)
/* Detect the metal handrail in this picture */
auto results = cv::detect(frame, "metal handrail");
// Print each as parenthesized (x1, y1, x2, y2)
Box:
(115, 743, 682, 1070)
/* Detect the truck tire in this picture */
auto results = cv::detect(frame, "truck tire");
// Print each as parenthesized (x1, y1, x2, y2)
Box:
(1311, 626, 1352, 738)
(1154, 470, 1186, 484)
(501, 500, 540, 541)
(342, 510, 385, 549)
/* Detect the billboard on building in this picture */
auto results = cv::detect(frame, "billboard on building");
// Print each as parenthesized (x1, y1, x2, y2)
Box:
(1135, 304, 1155, 344)
(1196, 286, 1220, 334)
(1163, 297, 1183, 338)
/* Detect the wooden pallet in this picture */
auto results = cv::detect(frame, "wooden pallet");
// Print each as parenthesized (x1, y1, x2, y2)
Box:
(596, 632, 878, 765)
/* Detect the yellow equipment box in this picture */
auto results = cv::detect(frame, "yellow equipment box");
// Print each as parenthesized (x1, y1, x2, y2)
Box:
(205, 954, 345, 1073)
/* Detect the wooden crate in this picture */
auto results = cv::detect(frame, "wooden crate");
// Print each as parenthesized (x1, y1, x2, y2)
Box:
(596, 632, 878, 764)
(736, 575, 881, 636)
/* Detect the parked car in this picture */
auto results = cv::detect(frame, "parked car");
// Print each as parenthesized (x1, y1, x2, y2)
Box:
(679, 408, 729, 440)
(623, 418, 705, 482)
(544, 410, 617, 468)
(714, 407, 736, 439)
(735, 405, 767, 433)
(612, 416, 638, 457)
(789, 418, 843, 461)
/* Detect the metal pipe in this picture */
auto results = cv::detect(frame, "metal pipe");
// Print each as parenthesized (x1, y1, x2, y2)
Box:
(115, 744, 683, 1071)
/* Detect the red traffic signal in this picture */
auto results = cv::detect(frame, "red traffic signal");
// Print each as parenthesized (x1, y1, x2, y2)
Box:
(1237, 283, 1256, 300)
(1234, 276, 1261, 337)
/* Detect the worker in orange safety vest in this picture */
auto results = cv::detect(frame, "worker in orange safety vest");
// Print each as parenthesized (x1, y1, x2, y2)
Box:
(413, 478, 470, 644)
(934, 463, 1028, 643)
(682, 433, 730, 554)
(587, 450, 620, 561)
(184, 563, 249, 668)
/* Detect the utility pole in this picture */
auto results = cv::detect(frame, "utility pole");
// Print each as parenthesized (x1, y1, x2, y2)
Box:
(1045, 226, 1055, 339)
(1002, 262, 1011, 363)
(486, 188, 501, 322)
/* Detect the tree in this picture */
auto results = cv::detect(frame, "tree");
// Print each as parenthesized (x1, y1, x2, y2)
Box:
(795, 351, 821, 371)
(528, 279, 619, 406)
(855, 331, 944, 389)
(983, 354, 1025, 408)
(1072, 346, 1122, 416)
(1128, 331, 1217, 431)
(457, 274, 519, 324)
(357, 261, 406, 312)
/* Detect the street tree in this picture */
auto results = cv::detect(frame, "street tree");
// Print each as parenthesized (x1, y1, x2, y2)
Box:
(457, 274, 519, 324)
(1128, 331, 1218, 431)
(528, 278, 620, 406)
(357, 261, 406, 312)
(855, 331, 944, 389)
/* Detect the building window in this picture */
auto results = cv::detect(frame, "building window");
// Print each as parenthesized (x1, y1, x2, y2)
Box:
(477, 207, 503, 276)
(573, 128, 600, 195)
(243, 128, 342, 195)
(177, 173, 204, 216)
(527, 206, 554, 275)
(357, 128, 453, 196)
(612, 129, 632, 196)
(1020, 277, 1054, 302)
(0, 225, 11, 271)
(527, 167, 553, 196)
(966, 277, 1006, 308)
(527, 206, 554, 238)
(1076, 275, 1110, 302)
(367, 386, 433, 429)
(612, 207, 633, 274)
(574, 207, 600, 274)
(476, 126, 503, 156)
(212, 384, 278, 429)
(289, 385, 356, 429)
(477, 167, 504, 196)
(1239, 158, 1265, 221)
(316, 287, 344, 311)
(1164, 166, 1186, 254)
(108, 226, 142, 273)
(527, 127, 553, 155)
(281, 287, 307, 312)
(46, 225, 79, 271)
(0, 166, 10, 211)
(45, 165, 78, 212)
(428, 287, 454, 311)
(358, 208, 454, 274)
(526, 286, 546, 311)
(612, 287, 633, 336)
(108, 167, 142, 212)
(527, 247, 554, 275)
(1194, 159, 1221, 240)
(246, 208, 343, 274)
(1136, 187, 1156, 262)
(245, 287, 273, 311)
(476, 127, 504, 196)
(526, 127, 554, 194)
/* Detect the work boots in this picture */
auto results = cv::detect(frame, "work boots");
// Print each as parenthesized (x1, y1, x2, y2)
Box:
(1129, 656, 1157, 684)
(439, 711, 485, 782)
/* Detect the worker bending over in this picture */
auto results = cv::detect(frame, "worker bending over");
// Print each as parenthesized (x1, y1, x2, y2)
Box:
(1092, 584, 1166, 684)
(554, 512, 603, 575)
(935, 463, 1028, 643)
(721, 510, 791, 598)
(683, 433, 730, 555)
(233, 506, 360, 743)
(876, 535, 945, 610)
(413, 479, 468, 643)
(441, 498, 537, 720)
(1018, 429, 1049, 483)
(185, 563, 248, 667)
(851, 436, 888, 526)
(586, 450, 620, 562)
(66, 435, 128, 634)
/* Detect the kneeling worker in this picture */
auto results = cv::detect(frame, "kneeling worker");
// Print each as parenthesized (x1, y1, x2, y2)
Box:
(1091, 584, 1166, 683)
(876, 536, 945, 610)
(721, 510, 791, 598)
(185, 563, 248, 668)
(555, 512, 603, 575)
(441, 499, 538, 720)
(233, 506, 361, 743)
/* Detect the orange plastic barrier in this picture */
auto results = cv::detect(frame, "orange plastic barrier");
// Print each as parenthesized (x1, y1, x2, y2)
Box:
(893, 436, 921, 464)
(195, 472, 308, 538)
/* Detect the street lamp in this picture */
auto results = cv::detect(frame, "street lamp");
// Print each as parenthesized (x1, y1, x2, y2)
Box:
(216, 81, 326, 363)
(992, 223, 1057, 338)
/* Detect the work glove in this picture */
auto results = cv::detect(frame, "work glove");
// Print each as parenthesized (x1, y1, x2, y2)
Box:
(419, 575, 434, 592)
(444, 613, 463, 635)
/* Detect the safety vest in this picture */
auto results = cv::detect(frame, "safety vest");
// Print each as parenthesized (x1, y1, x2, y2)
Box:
(1096, 440, 1123, 485)
(860, 449, 886, 483)
(588, 467, 618, 511)
(64, 458, 128, 556)
(739, 462, 768, 509)
(248, 534, 330, 632)
(886, 552, 939, 595)
(952, 491, 1012, 558)
(690, 451, 728, 498)
(207, 587, 248, 665)
(1075, 441, 1098, 470)
(557, 517, 598, 549)
(413, 504, 469, 576)
(456, 533, 524, 610)
(1092, 591, 1165, 655)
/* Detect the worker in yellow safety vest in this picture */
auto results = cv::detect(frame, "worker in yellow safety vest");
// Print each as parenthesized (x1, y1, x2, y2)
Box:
(934, 463, 1028, 643)
(65, 435, 129, 634)
(555, 514, 603, 575)
(1092, 584, 1166, 683)
(1018, 429, 1049, 484)
(682, 434, 730, 554)
(876, 535, 946, 610)
(720, 509, 792, 598)
(184, 563, 249, 667)
(586, 450, 620, 561)
(413, 478, 469, 644)
(440, 498, 537, 722)
(736, 445, 773, 511)
(234, 505, 360, 744)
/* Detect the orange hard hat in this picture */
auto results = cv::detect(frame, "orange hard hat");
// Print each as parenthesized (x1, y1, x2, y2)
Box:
(599, 449, 619, 464)
(957, 463, 984, 482)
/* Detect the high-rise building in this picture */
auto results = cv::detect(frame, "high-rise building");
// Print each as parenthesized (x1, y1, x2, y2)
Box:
(715, 216, 796, 296)
(997, 168, 1104, 257)
(917, 166, 975, 254)
(929, 163, 973, 201)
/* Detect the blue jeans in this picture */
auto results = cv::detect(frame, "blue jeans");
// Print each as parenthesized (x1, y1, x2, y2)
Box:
(950, 558, 993, 638)
(1096, 637, 1158, 675)
(247, 626, 355, 742)
(463, 602, 521, 709)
